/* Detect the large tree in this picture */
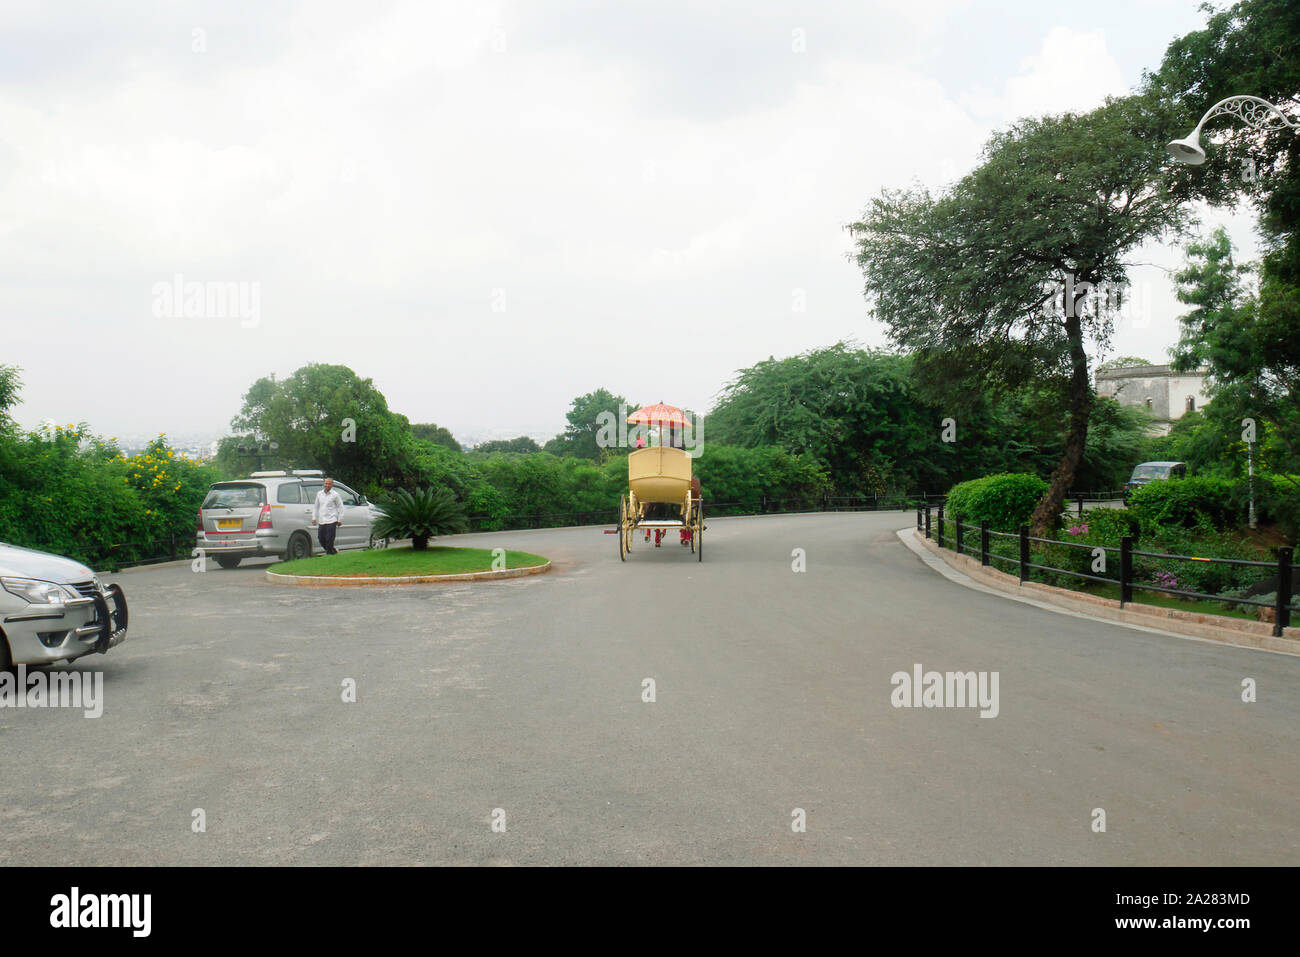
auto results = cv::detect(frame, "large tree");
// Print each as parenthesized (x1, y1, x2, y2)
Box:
(851, 92, 1199, 533)
(220, 364, 417, 492)
(1170, 227, 1300, 482)
(410, 422, 462, 451)
(0, 365, 20, 427)
(545, 388, 634, 460)
(473, 436, 541, 454)
(708, 343, 949, 495)
(1150, 0, 1300, 479)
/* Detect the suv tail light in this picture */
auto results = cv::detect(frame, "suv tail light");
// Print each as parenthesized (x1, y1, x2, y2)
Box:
(196, 510, 203, 532)
(257, 503, 273, 530)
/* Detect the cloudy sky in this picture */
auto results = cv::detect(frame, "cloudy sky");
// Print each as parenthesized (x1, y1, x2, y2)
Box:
(0, 0, 1259, 444)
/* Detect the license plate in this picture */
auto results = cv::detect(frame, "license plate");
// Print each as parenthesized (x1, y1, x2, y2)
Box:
(217, 519, 241, 530)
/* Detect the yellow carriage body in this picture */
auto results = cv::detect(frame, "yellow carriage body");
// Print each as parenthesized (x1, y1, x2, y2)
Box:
(619, 446, 703, 561)
(628, 446, 692, 504)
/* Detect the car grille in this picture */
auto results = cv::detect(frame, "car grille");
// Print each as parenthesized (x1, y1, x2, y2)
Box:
(71, 580, 100, 599)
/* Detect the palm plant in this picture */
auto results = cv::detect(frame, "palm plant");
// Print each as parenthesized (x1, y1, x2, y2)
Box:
(372, 487, 468, 550)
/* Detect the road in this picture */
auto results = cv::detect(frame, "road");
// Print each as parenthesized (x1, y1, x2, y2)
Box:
(2, 511, 1297, 865)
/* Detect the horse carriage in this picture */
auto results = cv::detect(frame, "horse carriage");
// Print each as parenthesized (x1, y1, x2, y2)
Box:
(616, 404, 703, 562)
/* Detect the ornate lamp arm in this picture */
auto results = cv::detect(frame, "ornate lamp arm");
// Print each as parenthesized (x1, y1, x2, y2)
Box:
(1168, 94, 1298, 165)
(1193, 95, 1299, 134)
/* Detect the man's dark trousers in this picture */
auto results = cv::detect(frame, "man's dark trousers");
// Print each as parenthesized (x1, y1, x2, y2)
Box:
(318, 522, 339, 555)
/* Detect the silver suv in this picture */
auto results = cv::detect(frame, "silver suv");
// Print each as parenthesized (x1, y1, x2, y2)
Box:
(0, 542, 128, 667)
(196, 470, 385, 568)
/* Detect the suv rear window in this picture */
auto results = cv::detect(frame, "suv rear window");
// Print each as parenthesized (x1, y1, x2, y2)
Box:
(202, 483, 266, 508)
(276, 483, 303, 504)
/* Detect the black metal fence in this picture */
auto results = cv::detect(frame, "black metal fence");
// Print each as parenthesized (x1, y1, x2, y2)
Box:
(917, 504, 1296, 638)
(463, 492, 951, 532)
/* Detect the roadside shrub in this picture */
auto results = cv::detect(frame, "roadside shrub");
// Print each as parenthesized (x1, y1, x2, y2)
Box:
(1071, 507, 1141, 543)
(465, 484, 511, 531)
(372, 487, 469, 550)
(944, 472, 1048, 533)
(0, 425, 224, 569)
(692, 444, 830, 513)
(1226, 473, 1300, 541)
(1127, 476, 1236, 530)
(1132, 521, 1266, 597)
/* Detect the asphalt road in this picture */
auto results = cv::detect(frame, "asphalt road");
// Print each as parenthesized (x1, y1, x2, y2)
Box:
(2, 512, 1297, 865)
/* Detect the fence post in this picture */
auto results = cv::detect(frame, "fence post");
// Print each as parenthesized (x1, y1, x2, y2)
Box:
(169, 532, 177, 562)
(924, 506, 931, 539)
(1120, 536, 1133, 606)
(916, 506, 922, 531)
(535, 509, 542, 529)
(1077, 497, 1084, 518)
(1274, 546, 1293, 637)
(955, 515, 964, 555)
(937, 505, 945, 548)
(1018, 524, 1029, 582)
(761, 495, 767, 514)
(980, 521, 990, 566)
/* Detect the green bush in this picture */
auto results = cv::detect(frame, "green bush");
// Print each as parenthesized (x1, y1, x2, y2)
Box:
(1063, 507, 1141, 543)
(1226, 473, 1300, 540)
(691, 445, 830, 512)
(943, 472, 1048, 533)
(372, 487, 469, 550)
(1127, 476, 1236, 530)
(465, 484, 511, 530)
(1132, 521, 1267, 596)
(0, 425, 225, 569)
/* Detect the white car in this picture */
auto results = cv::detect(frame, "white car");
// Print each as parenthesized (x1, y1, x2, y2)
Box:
(196, 470, 386, 567)
(0, 542, 128, 667)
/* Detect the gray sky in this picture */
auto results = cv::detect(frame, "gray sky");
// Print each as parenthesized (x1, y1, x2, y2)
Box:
(0, 0, 1261, 444)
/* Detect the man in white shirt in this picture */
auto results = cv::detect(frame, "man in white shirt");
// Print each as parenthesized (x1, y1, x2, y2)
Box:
(311, 477, 345, 555)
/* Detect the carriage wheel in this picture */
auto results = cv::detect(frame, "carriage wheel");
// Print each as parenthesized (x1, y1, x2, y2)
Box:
(619, 495, 628, 562)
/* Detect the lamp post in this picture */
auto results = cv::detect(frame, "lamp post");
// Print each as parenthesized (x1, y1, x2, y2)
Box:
(1167, 95, 1299, 165)
(1247, 437, 1257, 530)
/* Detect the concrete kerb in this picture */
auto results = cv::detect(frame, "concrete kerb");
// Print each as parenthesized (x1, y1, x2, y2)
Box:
(897, 526, 1300, 658)
(265, 561, 551, 587)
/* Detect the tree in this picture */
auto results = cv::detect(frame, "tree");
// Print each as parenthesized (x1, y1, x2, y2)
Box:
(851, 92, 1196, 533)
(0, 365, 20, 426)
(708, 344, 942, 494)
(410, 423, 461, 451)
(1097, 356, 1155, 373)
(473, 436, 541, 454)
(547, 389, 634, 460)
(222, 364, 417, 493)
(1148, 0, 1300, 473)
(1170, 227, 1300, 484)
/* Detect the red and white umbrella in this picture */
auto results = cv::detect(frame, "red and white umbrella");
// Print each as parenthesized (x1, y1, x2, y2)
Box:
(626, 402, 689, 426)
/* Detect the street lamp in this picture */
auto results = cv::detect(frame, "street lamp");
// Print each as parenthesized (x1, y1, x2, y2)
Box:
(1167, 95, 1299, 165)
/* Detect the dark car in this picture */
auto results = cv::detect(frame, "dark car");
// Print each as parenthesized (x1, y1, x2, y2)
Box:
(1122, 461, 1186, 500)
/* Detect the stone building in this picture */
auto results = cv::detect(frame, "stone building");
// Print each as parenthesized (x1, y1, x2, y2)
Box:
(1094, 364, 1211, 435)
